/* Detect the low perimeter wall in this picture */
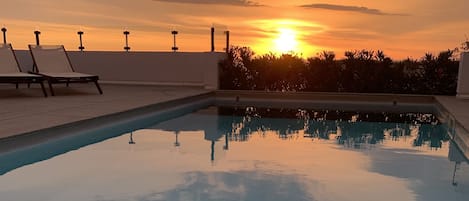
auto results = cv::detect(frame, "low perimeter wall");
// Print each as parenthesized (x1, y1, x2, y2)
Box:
(15, 50, 226, 89)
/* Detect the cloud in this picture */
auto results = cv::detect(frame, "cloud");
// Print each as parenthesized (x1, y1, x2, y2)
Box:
(145, 171, 316, 201)
(300, 3, 407, 16)
(153, 0, 263, 7)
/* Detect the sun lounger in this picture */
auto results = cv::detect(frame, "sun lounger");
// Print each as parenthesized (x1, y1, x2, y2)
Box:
(28, 44, 103, 96)
(0, 43, 47, 97)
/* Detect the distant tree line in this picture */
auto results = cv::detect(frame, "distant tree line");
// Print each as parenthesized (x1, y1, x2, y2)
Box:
(219, 46, 459, 95)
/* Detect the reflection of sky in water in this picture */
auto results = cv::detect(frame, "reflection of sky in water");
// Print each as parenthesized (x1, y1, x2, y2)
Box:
(0, 106, 468, 201)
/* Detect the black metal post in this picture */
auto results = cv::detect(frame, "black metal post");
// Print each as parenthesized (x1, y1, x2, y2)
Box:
(211, 140, 215, 161)
(77, 30, 84, 51)
(34, 30, 41, 45)
(224, 133, 229, 150)
(211, 27, 215, 52)
(123, 30, 130, 52)
(1, 27, 7, 44)
(225, 30, 230, 53)
(174, 131, 180, 147)
(171, 30, 178, 52)
(452, 162, 460, 186)
(129, 132, 136, 144)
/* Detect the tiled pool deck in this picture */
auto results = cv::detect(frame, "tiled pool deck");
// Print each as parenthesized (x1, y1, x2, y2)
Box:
(0, 84, 210, 139)
(1, 83, 469, 153)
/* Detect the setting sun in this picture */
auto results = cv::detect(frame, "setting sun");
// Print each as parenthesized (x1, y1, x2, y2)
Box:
(274, 28, 298, 53)
(248, 19, 322, 57)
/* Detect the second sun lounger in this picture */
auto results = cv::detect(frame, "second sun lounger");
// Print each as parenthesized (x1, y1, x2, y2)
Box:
(28, 44, 103, 96)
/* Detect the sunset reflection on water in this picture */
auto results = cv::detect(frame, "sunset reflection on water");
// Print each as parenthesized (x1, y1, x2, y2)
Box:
(1, 106, 468, 201)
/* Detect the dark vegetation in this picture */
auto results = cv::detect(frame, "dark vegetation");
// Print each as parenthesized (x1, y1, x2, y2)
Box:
(219, 46, 459, 95)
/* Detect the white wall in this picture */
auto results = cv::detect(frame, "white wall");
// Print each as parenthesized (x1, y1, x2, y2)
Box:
(15, 50, 226, 89)
(457, 52, 469, 98)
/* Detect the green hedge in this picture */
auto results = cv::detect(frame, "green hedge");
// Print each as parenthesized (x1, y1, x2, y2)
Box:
(219, 46, 459, 95)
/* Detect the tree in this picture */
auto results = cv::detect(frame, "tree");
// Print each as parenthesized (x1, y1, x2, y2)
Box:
(341, 50, 394, 93)
(219, 46, 255, 90)
(304, 51, 340, 92)
(219, 46, 459, 95)
(251, 53, 306, 91)
(420, 50, 458, 95)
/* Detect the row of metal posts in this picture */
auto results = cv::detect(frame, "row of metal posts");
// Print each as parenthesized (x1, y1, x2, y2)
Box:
(1, 26, 230, 53)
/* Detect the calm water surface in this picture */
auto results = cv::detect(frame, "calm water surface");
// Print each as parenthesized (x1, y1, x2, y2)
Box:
(0, 106, 468, 201)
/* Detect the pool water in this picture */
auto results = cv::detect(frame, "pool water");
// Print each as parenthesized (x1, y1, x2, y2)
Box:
(1, 106, 468, 201)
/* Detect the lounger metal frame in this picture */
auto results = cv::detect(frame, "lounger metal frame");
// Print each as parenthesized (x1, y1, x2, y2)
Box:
(29, 45, 103, 96)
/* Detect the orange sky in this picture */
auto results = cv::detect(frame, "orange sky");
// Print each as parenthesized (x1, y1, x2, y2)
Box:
(2, 0, 469, 59)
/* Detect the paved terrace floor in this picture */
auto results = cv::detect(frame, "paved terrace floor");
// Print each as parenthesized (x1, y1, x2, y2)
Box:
(0, 84, 210, 139)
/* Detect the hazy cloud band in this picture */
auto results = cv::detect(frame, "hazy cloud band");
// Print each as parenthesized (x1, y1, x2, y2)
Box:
(153, 0, 263, 7)
(300, 3, 405, 16)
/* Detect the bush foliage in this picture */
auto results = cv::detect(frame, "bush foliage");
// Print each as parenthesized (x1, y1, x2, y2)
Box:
(219, 46, 459, 95)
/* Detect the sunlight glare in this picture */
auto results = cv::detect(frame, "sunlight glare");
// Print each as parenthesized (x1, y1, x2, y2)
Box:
(274, 28, 298, 53)
(249, 19, 326, 57)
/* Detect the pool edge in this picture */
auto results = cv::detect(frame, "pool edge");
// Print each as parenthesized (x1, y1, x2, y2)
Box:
(3, 90, 469, 161)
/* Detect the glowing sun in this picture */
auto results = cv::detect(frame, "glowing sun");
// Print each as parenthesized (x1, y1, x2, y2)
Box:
(274, 28, 298, 53)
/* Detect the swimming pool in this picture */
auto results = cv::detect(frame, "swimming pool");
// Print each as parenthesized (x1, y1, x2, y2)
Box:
(0, 99, 468, 201)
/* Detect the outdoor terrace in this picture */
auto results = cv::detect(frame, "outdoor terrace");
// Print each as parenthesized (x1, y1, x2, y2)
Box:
(1, 50, 469, 160)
